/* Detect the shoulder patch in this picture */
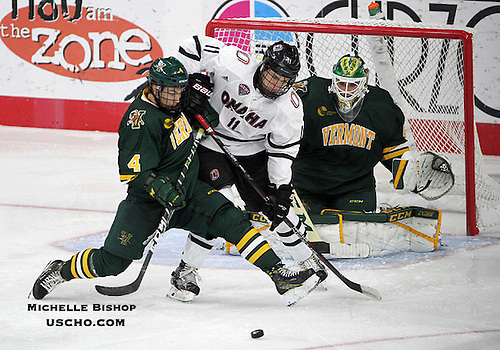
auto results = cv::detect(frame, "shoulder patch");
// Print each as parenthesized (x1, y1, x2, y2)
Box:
(293, 80, 308, 93)
(238, 83, 251, 96)
(127, 109, 146, 129)
(236, 50, 250, 65)
(290, 90, 301, 108)
(163, 117, 174, 129)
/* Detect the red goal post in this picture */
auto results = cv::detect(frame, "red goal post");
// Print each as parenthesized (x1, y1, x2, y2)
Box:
(205, 17, 500, 235)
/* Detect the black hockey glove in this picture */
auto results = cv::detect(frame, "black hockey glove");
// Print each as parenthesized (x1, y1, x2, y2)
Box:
(263, 184, 293, 231)
(183, 73, 214, 121)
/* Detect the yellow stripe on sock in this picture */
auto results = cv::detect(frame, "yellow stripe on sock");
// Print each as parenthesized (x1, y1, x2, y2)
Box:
(247, 243, 271, 264)
(236, 228, 259, 251)
(82, 249, 96, 279)
(70, 254, 80, 279)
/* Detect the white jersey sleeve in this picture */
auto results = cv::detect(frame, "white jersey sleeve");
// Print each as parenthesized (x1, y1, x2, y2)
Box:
(177, 35, 225, 77)
(266, 91, 303, 186)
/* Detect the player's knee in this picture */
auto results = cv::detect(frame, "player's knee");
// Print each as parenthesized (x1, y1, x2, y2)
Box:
(208, 204, 252, 242)
(93, 248, 133, 277)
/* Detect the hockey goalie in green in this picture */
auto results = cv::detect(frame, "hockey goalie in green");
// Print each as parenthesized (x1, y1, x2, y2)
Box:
(287, 54, 455, 258)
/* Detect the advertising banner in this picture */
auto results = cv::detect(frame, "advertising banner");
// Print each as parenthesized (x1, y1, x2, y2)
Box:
(0, 0, 498, 154)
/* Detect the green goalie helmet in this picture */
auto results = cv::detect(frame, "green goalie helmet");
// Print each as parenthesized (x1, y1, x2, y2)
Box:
(148, 57, 189, 112)
(330, 54, 369, 122)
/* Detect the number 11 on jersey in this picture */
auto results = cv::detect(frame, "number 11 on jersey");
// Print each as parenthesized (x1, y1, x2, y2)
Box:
(227, 117, 240, 130)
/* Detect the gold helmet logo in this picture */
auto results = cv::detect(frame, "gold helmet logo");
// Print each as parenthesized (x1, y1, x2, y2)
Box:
(339, 56, 362, 77)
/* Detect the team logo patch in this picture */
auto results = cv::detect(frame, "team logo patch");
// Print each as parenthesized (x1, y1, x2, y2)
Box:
(317, 106, 337, 117)
(119, 231, 133, 246)
(293, 80, 308, 93)
(210, 169, 220, 181)
(238, 83, 251, 96)
(163, 117, 174, 129)
(127, 110, 146, 129)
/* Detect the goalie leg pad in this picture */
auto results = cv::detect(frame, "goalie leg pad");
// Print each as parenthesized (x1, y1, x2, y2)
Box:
(314, 208, 441, 257)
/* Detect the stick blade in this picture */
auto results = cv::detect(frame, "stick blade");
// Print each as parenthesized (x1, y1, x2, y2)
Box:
(95, 281, 140, 296)
(360, 285, 382, 300)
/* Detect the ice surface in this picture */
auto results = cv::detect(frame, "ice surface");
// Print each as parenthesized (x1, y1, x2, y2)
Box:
(1, 126, 499, 350)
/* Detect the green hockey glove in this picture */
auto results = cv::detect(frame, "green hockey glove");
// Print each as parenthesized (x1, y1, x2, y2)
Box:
(145, 175, 186, 208)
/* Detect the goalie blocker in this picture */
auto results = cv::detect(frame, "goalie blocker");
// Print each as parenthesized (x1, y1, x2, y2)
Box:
(245, 206, 442, 259)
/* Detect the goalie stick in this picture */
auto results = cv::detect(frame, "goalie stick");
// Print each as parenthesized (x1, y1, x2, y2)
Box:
(95, 127, 205, 296)
(194, 114, 382, 301)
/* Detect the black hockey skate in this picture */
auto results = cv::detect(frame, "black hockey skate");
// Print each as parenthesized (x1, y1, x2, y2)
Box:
(167, 260, 201, 302)
(266, 263, 320, 306)
(30, 260, 66, 300)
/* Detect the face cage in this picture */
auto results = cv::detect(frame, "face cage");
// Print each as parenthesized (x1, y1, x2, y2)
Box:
(255, 66, 295, 100)
(330, 75, 368, 122)
(151, 84, 186, 113)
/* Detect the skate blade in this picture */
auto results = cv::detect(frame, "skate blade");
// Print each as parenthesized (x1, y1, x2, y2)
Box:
(282, 274, 321, 306)
(167, 286, 196, 302)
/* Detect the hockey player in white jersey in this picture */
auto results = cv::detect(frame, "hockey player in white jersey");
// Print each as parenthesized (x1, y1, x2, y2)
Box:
(169, 35, 327, 301)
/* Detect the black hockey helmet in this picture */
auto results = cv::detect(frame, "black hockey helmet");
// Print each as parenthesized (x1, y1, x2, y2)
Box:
(254, 41, 300, 99)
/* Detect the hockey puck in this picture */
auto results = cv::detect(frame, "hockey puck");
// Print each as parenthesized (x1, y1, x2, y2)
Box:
(251, 329, 264, 339)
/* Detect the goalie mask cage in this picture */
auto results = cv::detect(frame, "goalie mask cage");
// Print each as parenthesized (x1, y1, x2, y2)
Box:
(205, 17, 500, 236)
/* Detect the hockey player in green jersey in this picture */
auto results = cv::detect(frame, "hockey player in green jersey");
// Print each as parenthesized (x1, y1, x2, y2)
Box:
(292, 54, 409, 213)
(293, 54, 453, 213)
(291, 54, 454, 257)
(30, 57, 319, 305)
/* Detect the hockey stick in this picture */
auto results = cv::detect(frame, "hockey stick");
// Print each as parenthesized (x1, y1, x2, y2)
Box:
(194, 114, 382, 300)
(95, 126, 205, 296)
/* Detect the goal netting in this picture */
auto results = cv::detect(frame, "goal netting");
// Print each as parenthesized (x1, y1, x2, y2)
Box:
(206, 17, 500, 235)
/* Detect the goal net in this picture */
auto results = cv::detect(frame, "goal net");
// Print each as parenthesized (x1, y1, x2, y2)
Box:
(205, 17, 500, 235)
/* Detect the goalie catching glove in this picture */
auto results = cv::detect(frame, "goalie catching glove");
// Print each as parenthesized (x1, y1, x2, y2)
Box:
(145, 173, 186, 208)
(263, 184, 293, 231)
(392, 151, 454, 200)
